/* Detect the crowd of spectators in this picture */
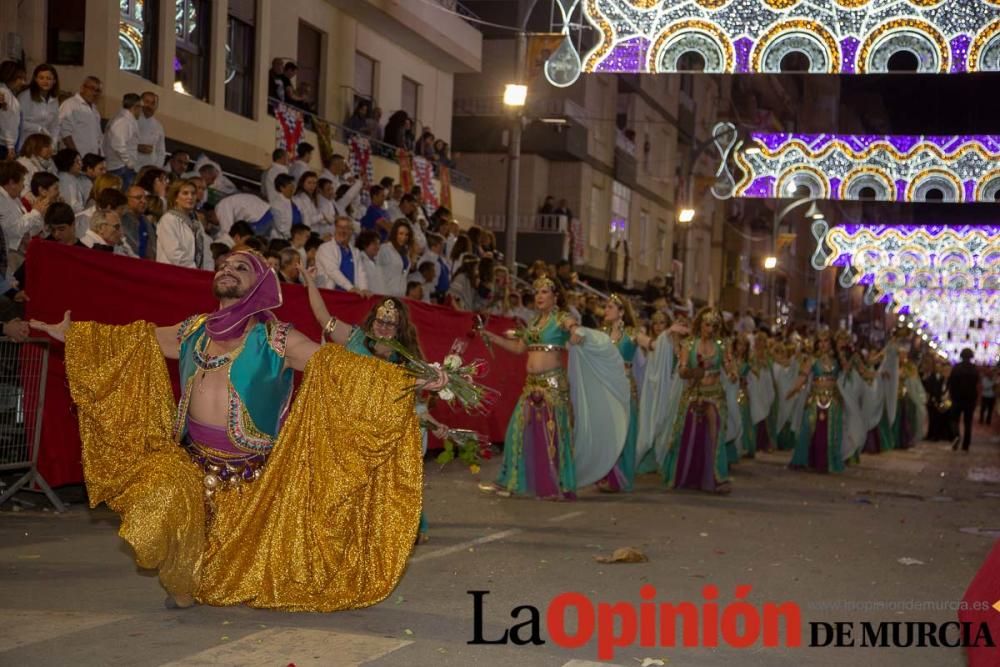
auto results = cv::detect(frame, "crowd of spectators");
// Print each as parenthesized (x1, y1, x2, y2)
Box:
(0, 58, 574, 332)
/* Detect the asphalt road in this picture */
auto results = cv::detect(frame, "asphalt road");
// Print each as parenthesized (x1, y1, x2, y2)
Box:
(1, 430, 998, 667)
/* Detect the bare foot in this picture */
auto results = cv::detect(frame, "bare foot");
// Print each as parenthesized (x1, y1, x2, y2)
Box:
(164, 594, 195, 609)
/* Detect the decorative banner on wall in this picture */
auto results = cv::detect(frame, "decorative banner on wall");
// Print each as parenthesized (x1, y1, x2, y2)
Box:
(397, 149, 414, 193)
(274, 102, 304, 153)
(810, 222, 1000, 362)
(732, 134, 1000, 202)
(438, 165, 453, 211)
(348, 135, 374, 208)
(313, 117, 336, 167)
(545, 0, 1000, 86)
(412, 156, 440, 210)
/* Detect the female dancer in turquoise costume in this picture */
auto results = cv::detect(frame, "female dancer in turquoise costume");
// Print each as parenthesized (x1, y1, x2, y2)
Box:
(787, 331, 849, 473)
(597, 294, 653, 492)
(480, 276, 581, 499)
(480, 276, 629, 500)
(303, 269, 446, 542)
(725, 335, 754, 465)
(662, 308, 738, 494)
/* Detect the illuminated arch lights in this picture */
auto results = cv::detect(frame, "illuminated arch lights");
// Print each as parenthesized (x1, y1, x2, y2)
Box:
(732, 134, 1000, 202)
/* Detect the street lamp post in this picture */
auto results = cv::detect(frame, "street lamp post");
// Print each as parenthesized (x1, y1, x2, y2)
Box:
(503, 0, 539, 275)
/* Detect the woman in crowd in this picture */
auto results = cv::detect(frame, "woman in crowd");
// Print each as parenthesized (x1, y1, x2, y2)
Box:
(54, 148, 85, 213)
(137, 168, 170, 222)
(448, 256, 480, 311)
(156, 178, 213, 270)
(18, 64, 59, 145)
(448, 234, 471, 273)
(292, 171, 327, 236)
(376, 219, 413, 297)
(345, 100, 371, 136)
(479, 277, 628, 500)
(662, 307, 738, 494)
(17, 133, 55, 195)
(597, 294, 653, 492)
(0, 61, 26, 159)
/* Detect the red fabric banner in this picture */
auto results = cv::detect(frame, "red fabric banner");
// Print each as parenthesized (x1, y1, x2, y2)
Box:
(439, 165, 452, 211)
(396, 149, 413, 192)
(24, 240, 526, 487)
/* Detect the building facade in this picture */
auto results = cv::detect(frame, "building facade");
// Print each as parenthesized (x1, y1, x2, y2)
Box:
(0, 0, 481, 220)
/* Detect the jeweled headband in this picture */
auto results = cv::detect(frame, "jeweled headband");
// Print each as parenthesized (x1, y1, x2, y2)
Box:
(376, 299, 400, 324)
(533, 276, 556, 291)
(702, 310, 721, 325)
(608, 293, 624, 307)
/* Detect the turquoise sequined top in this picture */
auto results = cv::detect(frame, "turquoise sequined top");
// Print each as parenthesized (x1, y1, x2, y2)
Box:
(686, 338, 723, 371)
(811, 358, 840, 378)
(522, 311, 571, 347)
(174, 315, 294, 454)
(612, 329, 639, 364)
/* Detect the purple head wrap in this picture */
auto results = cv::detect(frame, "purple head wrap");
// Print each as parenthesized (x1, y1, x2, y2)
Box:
(205, 250, 283, 341)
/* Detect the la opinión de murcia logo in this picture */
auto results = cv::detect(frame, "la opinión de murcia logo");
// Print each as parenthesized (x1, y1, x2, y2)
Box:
(468, 587, 996, 660)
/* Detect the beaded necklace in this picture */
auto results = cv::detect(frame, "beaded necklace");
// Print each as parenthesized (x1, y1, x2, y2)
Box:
(193, 330, 248, 373)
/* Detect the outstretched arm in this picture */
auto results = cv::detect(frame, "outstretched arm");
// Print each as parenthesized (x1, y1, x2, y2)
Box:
(303, 267, 350, 346)
(31, 310, 184, 358)
(285, 328, 322, 372)
(482, 329, 527, 355)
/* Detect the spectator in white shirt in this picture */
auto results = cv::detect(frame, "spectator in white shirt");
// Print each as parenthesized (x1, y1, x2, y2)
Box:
(0, 61, 26, 160)
(81, 208, 137, 257)
(75, 182, 126, 242)
(165, 149, 190, 181)
(54, 148, 86, 213)
(136, 91, 166, 169)
(315, 215, 370, 293)
(292, 171, 326, 233)
(269, 173, 301, 240)
(156, 179, 213, 270)
(17, 64, 60, 148)
(416, 261, 435, 303)
(376, 220, 414, 297)
(102, 93, 142, 189)
(213, 192, 272, 245)
(0, 162, 46, 275)
(287, 142, 314, 183)
(27, 171, 60, 216)
(261, 148, 290, 203)
(387, 193, 428, 255)
(16, 134, 56, 196)
(319, 153, 352, 189)
(58, 76, 102, 157)
(355, 230, 385, 296)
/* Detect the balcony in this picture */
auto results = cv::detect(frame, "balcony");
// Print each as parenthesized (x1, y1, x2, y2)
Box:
(326, 0, 482, 73)
(452, 96, 590, 160)
(476, 215, 572, 267)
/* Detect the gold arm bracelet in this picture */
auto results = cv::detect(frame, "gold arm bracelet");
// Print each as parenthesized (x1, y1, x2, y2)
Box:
(324, 317, 338, 338)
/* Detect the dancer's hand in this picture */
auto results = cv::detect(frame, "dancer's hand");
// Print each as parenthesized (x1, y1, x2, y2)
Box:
(29, 310, 71, 343)
(420, 365, 449, 393)
(302, 266, 317, 286)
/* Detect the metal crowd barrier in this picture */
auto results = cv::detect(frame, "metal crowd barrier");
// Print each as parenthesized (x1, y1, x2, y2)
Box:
(0, 337, 64, 512)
